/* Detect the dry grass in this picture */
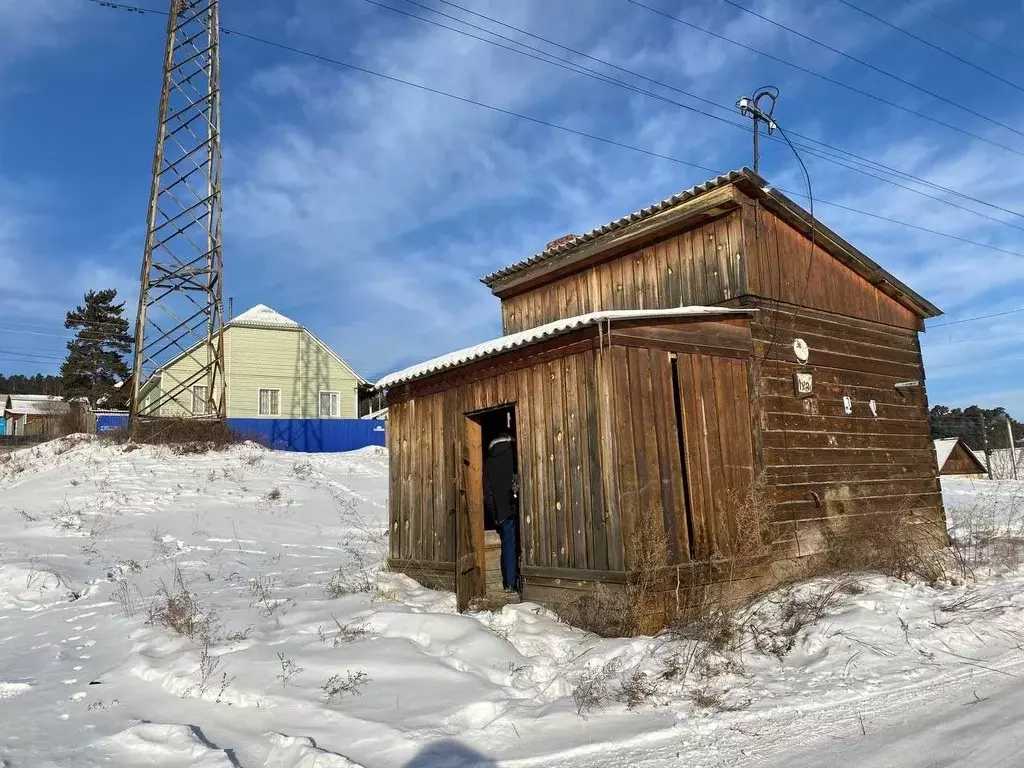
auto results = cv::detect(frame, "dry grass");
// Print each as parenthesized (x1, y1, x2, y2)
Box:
(823, 506, 952, 585)
(103, 418, 256, 455)
(322, 671, 369, 703)
(147, 564, 216, 641)
(745, 575, 859, 659)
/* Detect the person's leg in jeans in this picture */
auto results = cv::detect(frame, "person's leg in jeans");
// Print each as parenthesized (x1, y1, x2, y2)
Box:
(498, 516, 519, 590)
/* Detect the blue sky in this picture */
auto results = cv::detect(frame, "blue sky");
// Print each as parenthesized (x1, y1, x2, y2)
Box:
(1, 0, 1022, 414)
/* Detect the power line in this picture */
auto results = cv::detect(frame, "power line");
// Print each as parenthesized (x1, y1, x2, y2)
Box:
(83, 0, 1024, 263)
(0, 348, 66, 362)
(375, 0, 1024, 235)
(891, 0, 1024, 66)
(835, 0, 1024, 95)
(429, 0, 1024, 220)
(427, 0, 1024, 223)
(88, 0, 1024, 234)
(717, 0, 1024, 138)
(623, 0, 1024, 155)
(929, 307, 1024, 328)
(922, 330, 1024, 348)
(931, 357, 1024, 370)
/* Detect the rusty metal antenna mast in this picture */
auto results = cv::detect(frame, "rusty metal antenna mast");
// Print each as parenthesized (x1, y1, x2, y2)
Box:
(129, 0, 225, 431)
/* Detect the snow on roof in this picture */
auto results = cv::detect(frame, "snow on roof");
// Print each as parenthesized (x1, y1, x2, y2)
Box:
(934, 438, 960, 468)
(229, 304, 302, 329)
(375, 306, 753, 389)
(6, 397, 69, 416)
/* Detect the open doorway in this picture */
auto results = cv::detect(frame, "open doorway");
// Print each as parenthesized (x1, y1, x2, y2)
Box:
(459, 404, 520, 609)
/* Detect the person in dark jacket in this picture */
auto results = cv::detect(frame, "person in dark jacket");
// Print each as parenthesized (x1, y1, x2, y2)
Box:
(483, 432, 519, 591)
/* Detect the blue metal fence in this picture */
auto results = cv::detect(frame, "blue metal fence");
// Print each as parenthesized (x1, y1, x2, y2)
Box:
(93, 414, 385, 453)
(229, 418, 386, 453)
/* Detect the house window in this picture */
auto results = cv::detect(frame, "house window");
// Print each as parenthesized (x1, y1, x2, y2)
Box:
(258, 388, 280, 416)
(319, 391, 340, 418)
(191, 385, 209, 416)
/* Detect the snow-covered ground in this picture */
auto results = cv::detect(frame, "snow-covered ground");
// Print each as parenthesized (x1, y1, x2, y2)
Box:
(1, 437, 1023, 767)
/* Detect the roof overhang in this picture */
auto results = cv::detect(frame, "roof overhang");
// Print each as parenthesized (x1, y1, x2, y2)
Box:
(374, 306, 754, 390)
(481, 168, 941, 320)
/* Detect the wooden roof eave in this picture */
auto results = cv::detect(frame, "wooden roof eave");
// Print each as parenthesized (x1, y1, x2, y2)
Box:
(485, 171, 942, 322)
(384, 312, 754, 403)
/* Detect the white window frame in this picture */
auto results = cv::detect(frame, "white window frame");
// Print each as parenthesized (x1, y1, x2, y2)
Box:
(258, 388, 281, 417)
(318, 390, 340, 418)
(191, 384, 209, 416)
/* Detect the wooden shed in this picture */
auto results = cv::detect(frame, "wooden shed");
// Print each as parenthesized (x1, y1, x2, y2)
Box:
(378, 168, 946, 626)
(934, 438, 987, 478)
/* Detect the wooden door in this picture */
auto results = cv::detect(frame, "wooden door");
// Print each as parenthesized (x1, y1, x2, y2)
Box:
(456, 416, 486, 611)
(673, 353, 756, 559)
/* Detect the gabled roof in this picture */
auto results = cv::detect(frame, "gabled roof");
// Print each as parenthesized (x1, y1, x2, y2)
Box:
(375, 306, 753, 390)
(935, 437, 987, 474)
(481, 167, 941, 319)
(143, 304, 367, 386)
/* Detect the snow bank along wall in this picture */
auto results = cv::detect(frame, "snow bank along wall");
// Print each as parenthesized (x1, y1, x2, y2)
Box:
(382, 169, 947, 629)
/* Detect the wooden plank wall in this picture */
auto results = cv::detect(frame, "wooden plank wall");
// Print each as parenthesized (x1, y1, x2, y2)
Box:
(500, 212, 745, 334)
(742, 202, 920, 331)
(388, 348, 625, 575)
(752, 303, 943, 557)
(673, 353, 756, 560)
(941, 442, 986, 475)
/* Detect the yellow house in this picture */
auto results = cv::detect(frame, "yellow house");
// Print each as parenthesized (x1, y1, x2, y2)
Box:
(138, 304, 365, 418)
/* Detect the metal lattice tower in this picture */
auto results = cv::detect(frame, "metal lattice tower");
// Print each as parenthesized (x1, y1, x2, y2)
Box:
(129, 0, 224, 427)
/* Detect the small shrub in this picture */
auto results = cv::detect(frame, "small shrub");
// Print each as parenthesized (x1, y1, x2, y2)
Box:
(148, 566, 214, 641)
(572, 660, 619, 718)
(618, 669, 658, 710)
(276, 653, 304, 688)
(264, 487, 282, 502)
(689, 686, 725, 709)
(319, 615, 367, 647)
(248, 574, 292, 617)
(322, 671, 369, 703)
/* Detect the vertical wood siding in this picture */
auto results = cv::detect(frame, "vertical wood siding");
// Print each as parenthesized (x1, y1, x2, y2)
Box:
(388, 348, 628, 573)
(500, 213, 746, 334)
(743, 203, 920, 330)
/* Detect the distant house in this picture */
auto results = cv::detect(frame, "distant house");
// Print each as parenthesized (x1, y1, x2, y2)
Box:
(137, 304, 366, 419)
(934, 438, 987, 478)
(3, 395, 70, 437)
(0, 394, 8, 435)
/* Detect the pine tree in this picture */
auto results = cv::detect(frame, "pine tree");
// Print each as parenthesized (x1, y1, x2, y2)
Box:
(60, 289, 133, 407)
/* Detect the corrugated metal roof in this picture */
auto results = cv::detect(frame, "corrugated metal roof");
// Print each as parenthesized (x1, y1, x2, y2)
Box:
(481, 169, 748, 286)
(375, 306, 753, 390)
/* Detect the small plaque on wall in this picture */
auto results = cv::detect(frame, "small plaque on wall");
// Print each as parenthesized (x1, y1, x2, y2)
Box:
(794, 372, 813, 398)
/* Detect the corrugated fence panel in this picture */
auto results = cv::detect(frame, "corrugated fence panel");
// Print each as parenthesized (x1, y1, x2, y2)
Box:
(93, 414, 385, 453)
(226, 419, 386, 452)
